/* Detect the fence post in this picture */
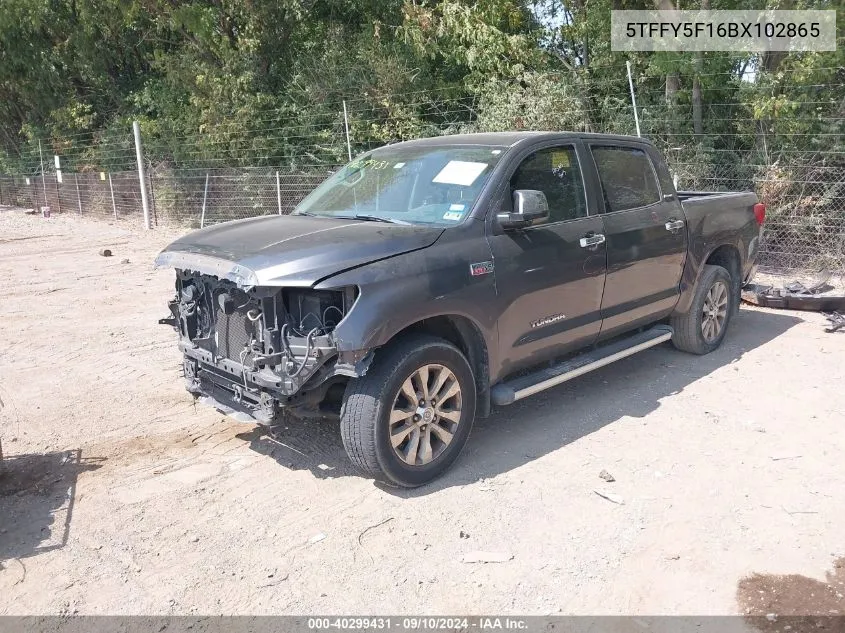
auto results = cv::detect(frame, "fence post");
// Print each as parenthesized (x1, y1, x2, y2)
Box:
(38, 140, 48, 213)
(75, 174, 82, 214)
(54, 173, 62, 214)
(342, 100, 352, 162)
(626, 60, 642, 138)
(108, 173, 117, 219)
(132, 121, 152, 230)
(276, 171, 282, 215)
(147, 172, 158, 226)
(200, 173, 210, 228)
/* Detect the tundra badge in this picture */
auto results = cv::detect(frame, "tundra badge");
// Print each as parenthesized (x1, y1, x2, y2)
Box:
(531, 313, 566, 328)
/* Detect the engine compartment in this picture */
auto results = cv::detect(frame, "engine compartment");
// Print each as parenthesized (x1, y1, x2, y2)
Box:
(162, 271, 357, 423)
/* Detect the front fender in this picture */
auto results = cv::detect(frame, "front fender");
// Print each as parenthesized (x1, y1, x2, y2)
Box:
(314, 225, 499, 364)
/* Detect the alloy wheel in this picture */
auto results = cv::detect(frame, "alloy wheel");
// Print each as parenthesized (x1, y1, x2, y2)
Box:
(701, 280, 729, 342)
(388, 364, 462, 466)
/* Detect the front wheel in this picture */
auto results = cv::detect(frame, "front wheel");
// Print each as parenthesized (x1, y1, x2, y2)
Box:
(670, 264, 734, 355)
(340, 334, 476, 487)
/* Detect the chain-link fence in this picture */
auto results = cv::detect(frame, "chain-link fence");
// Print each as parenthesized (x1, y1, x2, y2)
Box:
(146, 166, 336, 227)
(0, 171, 149, 221)
(1, 68, 843, 280)
(670, 160, 845, 275)
(3, 155, 842, 279)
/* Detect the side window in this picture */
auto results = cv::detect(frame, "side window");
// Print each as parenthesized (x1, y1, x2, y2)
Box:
(591, 146, 661, 212)
(650, 151, 677, 196)
(509, 145, 587, 223)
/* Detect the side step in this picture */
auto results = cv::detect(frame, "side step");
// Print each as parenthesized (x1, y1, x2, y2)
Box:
(490, 325, 673, 406)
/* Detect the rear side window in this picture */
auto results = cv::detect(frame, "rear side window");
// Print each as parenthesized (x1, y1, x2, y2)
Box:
(650, 151, 677, 195)
(509, 145, 587, 223)
(591, 146, 661, 212)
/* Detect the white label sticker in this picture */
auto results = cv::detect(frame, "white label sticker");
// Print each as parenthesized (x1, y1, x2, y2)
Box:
(449, 203, 465, 211)
(393, 162, 405, 169)
(432, 161, 488, 187)
(443, 211, 464, 221)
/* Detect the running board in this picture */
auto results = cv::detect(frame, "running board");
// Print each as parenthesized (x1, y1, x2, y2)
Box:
(490, 325, 673, 406)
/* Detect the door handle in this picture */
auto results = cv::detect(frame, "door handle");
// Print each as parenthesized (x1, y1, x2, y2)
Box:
(579, 233, 606, 248)
(665, 219, 685, 231)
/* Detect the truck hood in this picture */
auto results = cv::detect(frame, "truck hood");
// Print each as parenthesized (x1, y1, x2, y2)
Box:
(154, 214, 444, 287)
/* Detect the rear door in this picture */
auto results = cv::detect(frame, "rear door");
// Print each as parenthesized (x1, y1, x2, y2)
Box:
(488, 141, 607, 376)
(587, 143, 687, 338)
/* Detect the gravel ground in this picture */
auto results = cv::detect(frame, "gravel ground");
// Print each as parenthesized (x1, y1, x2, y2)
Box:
(1, 207, 844, 616)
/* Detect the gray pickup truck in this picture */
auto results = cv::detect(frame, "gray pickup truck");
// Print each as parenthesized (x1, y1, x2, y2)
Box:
(156, 132, 765, 486)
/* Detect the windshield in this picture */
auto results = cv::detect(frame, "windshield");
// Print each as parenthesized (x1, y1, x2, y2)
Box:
(294, 144, 508, 226)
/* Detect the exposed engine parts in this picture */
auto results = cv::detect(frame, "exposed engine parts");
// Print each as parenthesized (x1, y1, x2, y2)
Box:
(160, 271, 357, 423)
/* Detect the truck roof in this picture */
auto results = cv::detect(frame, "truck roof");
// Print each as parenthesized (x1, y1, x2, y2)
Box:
(385, 131, 653, 149)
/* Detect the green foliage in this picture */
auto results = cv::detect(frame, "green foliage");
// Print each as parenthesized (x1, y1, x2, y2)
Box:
(469, 71, 587, 131)
(0, 0, 842, 186)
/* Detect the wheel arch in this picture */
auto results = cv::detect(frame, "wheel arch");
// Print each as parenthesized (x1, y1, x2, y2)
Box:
(386, 314, 492, 418)
(704, 244, 742, 315)
(675, 241, 744, 316)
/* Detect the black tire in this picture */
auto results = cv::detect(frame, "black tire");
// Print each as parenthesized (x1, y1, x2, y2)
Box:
(671, 264, 734, 355)
(340, 334, 476, 487)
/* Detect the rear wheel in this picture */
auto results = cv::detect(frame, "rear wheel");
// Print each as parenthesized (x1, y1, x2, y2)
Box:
(671, 264, 734, 355)
(340, 334, 476, 487)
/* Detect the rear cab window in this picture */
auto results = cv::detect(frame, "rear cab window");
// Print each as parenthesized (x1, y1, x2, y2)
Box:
(590, 146, 661, 212)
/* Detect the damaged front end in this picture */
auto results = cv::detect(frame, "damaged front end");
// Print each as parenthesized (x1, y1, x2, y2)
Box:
(160, 271, 361, 424)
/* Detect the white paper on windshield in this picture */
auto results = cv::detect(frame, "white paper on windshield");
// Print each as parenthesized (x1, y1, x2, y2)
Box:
(432, 161, 488, 187)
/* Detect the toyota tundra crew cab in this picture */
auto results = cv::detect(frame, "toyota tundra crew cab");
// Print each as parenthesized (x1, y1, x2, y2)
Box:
(156, 132, 765, 487)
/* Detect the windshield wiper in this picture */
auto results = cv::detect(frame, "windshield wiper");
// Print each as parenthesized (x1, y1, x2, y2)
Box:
(337, 214, 411, 225)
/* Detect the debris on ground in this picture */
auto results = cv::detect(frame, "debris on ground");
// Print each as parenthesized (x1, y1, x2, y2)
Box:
(357, 518, 393, 545)
(459, 531, 470, 539)
(785, 269, 833, 295)
(824, 312, 845, 333)
(742, 270, 845, 312)
(460, 551, 513, 564)
(599, 469, 616, 482)
(309, 533, 327, 544)
(593, 489, 625, 505)
(98, 248, 112, 257)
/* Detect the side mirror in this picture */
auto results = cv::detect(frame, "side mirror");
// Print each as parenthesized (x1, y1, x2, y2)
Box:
(497, 190, 549, 229)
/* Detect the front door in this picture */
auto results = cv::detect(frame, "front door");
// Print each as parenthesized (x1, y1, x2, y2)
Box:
(488, 143, 607, 376)
(587, 143, 688, 338)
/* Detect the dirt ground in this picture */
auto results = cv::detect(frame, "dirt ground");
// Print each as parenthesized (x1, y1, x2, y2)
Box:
(1, 207, 844, 616)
